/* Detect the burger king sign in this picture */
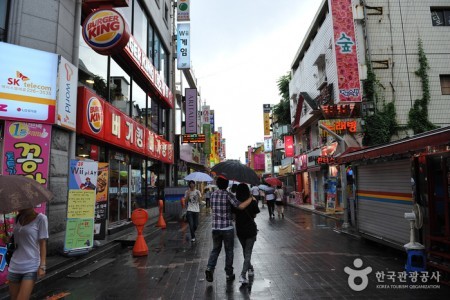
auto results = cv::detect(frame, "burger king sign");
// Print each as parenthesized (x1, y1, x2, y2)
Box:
(82, 8, 130, 55)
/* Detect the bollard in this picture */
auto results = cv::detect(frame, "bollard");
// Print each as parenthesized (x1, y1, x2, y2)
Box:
(131, 208, 149, 257)
(156, 199, 167, 229)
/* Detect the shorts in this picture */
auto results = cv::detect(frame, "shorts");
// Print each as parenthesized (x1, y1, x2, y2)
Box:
(275, 201, 284, 206)
(7, 271, 38, 282)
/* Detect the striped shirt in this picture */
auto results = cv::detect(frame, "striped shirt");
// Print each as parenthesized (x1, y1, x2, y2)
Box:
(210, 189, 241, 230)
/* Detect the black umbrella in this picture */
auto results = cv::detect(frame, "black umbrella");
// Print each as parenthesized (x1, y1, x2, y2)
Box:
(211, 160, 260, 185)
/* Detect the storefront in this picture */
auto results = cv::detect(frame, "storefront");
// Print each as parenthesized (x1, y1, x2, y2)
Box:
(76, 87, 173, 233)
(294, 154, 309, 204)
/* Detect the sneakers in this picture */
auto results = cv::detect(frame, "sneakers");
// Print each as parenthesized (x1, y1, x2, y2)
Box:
(191, 238, 196, 242)
(239, 275, 248, 284)
(226, 273, 235, 282)
(248, 268, 254, 277)
(205, 269, 214, 282)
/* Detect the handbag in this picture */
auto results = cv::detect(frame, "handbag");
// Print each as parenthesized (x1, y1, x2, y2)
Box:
(5, 234, 16, 265)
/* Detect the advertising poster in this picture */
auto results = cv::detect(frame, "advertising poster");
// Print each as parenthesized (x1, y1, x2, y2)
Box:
(326, 177, 338, 213)
(65, 160, 98, 253)
(94, 162, 109, 239)
(0, 43, 58, 123)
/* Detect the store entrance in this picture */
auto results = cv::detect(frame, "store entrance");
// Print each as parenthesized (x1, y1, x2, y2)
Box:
(109, 152, 130, 224)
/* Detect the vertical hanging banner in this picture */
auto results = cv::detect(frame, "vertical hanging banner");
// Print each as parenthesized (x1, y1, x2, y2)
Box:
(185, 88, 197, 134)
(329, 0, 362, 102)
(203, 123, 211, 154)
(202, 105, 210, 124)
(265, 152, 272, 174)
(210, 110, 215, 132)
(263, 104, 271, 136)
(177, 23, 190, 69)
(284, 135, 294, 157)
(65, 159, 98, 254)
(56, 56, 78, 131)
(177, 0, 190, 21)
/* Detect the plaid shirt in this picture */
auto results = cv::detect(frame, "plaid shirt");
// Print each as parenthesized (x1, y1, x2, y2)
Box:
(210, 189, 241, 230)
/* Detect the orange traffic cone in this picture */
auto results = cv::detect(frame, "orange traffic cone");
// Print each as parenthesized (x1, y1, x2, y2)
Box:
(131, 208, 149, 257)
(156, 199, 167, 229)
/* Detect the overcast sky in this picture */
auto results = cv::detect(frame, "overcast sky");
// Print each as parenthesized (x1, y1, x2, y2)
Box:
(189, 0, 322, 162)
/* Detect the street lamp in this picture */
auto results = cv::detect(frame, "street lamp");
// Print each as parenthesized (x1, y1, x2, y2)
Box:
(318, 124, 349, 229)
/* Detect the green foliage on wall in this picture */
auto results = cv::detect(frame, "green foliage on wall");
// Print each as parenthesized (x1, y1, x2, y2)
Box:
(272, 73, 291, 125)
(362, 66, 398, 146)
(407, 39, 437, 134)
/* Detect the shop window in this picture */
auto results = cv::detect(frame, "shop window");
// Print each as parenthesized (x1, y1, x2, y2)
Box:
(154, 35, 160, 70)
(0, 0, 9, 41)
(115, 5, 132, 29)
(440, 75, 450, 95)
(132, 79, 147, 124)
(134, 0, 148, 55)
(164, 3, 169, 22)
(431, 8, 450, 26)
(148, 24, 155, 62)
(78, 27, 108, 99)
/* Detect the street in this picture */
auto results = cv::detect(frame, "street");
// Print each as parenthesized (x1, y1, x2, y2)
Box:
(33, 206, 449, 299)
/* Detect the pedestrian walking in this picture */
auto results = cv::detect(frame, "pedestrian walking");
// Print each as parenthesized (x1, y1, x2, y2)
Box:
(204, 188, 211, 209)
(259, 189, 265, 208)
(250, 185, 260, 206)
(234, 183, 260, 284)
(7, 207, 48, 300)
(205, 176, 253, 283)
(275, 185, 285, 218)
(184, 180, 202, 242)
(265, 188, 276, 218)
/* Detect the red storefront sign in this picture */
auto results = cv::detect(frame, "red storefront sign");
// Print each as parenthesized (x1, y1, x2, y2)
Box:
(284, 135, 294, 157)
(77, 87, 173, 164)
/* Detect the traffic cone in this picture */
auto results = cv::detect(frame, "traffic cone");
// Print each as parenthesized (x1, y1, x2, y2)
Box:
(131, 208, 149, 257)
(156, 199, 167, 229)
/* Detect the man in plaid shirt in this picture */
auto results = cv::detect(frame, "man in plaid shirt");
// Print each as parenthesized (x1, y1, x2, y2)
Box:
(205, 176, 253, 282)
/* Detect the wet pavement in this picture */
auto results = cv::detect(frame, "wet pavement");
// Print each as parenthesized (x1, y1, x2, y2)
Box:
(31, 206, 449, 299)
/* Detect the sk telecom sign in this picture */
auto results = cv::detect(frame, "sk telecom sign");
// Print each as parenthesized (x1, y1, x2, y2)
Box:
(329, 0, 361, 102)
(177, 23, 190, 69)
(0, 43, 58, 124)
(185, 88, 197, 134)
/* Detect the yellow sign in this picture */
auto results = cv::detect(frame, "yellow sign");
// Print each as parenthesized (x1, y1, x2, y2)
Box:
(264, 112, 271, 136)
(68, 190, 96, 218)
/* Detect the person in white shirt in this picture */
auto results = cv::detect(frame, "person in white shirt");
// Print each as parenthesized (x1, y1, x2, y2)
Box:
(185, 180, 202, 242)
(250, 185, 260, 206)
(275, 186, 285, 218)
(7, 207, 48, 300)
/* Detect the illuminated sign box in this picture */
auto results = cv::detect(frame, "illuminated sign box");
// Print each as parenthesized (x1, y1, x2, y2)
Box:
(182, 134, 205, 143)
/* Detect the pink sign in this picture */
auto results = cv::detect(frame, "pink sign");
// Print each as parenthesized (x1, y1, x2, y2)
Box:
(329, 0, 362, 102)
(1, 121, 51, 283)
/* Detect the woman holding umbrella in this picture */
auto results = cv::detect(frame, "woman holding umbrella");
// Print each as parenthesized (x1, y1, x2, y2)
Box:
(184, 180, 202, 242)
(7, 207, 48, 300)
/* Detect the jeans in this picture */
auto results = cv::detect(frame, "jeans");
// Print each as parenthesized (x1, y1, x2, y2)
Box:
(267, 200, 275, 216)
(186, 211, 199, 239)
(206, 229, 234, 275)
(238, 235, 256, 276)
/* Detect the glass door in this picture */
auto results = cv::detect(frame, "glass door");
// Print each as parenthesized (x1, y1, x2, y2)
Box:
(108, 151, 129, 224)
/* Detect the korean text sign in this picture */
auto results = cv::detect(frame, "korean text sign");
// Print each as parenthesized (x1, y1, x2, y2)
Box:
(177, 23, 190, 69)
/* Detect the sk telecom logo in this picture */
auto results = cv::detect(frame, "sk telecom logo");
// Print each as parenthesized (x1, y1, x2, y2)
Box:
(7, 71, 30, 86)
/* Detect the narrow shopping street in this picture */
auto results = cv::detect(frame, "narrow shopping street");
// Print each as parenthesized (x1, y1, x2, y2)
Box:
(31, 207, 449, 300)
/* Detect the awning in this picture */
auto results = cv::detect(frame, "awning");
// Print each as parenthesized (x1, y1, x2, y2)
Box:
(338, 126, 450, 164)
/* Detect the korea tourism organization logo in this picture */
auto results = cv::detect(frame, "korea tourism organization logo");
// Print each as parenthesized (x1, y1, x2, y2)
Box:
(87, 97, 103, 134)
(82, 9, 130, 55)
(344, 258, 441, 291)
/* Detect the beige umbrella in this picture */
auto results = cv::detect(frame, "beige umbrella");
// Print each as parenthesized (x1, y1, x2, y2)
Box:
(0, 175, 54, 214)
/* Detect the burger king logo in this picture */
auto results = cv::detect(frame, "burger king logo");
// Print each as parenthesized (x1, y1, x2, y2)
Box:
(82, 9, 130, 55)
(87, 97, 103, 134)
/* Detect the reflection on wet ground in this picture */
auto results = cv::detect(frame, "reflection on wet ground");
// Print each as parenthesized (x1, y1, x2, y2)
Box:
(33, 206, 449, 299)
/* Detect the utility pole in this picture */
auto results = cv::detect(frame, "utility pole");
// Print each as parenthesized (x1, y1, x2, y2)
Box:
(318, 124, 349, 229)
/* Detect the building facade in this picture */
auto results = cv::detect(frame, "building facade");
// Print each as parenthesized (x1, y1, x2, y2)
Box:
(0, 0, 175, 265)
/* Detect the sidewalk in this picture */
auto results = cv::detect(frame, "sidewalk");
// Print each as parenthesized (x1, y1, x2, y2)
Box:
(0, 214, 164, 300)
